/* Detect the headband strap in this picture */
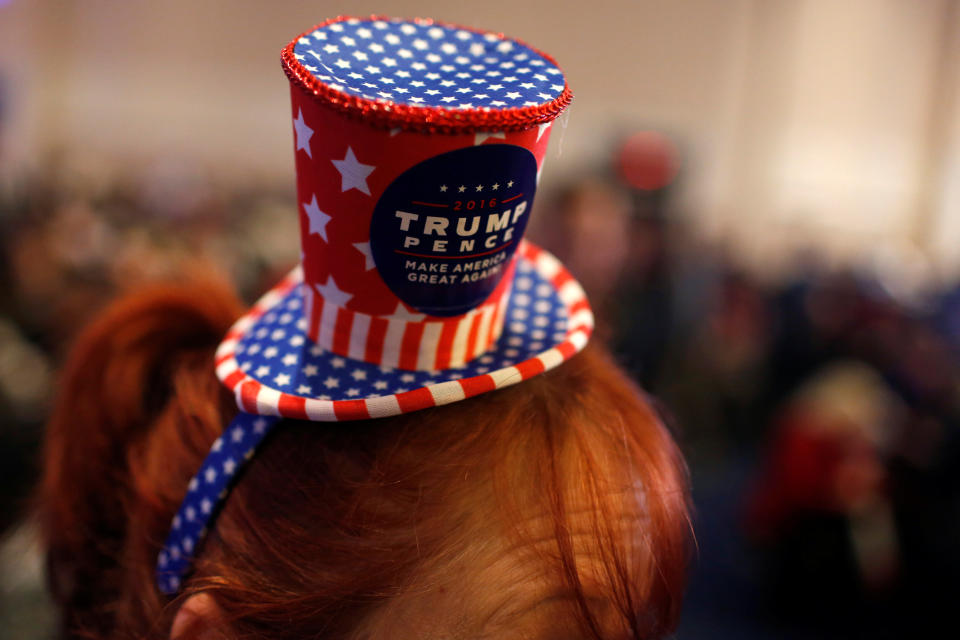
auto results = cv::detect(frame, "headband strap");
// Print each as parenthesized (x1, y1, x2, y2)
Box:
(156, 413, 281, 594)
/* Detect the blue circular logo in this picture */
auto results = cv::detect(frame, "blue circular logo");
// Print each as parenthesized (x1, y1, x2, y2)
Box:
(370, 144, 538, 317)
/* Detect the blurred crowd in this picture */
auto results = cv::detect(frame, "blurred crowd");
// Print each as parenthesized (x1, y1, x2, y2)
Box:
(2, 134, 960, 639)
(544, 132, 960, 638)
(0, 156, 301, 635)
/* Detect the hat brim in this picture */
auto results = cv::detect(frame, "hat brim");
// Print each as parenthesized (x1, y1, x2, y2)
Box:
(215, 240, 593, 421)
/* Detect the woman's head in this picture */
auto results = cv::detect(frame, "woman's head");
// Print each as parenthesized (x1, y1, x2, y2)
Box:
(39, 281, 690, 639)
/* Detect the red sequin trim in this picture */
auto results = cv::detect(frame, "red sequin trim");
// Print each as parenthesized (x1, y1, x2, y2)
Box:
(281, 15, 573, 134)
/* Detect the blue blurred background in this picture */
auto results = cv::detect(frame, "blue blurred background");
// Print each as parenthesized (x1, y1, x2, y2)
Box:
(2, 1, 960, 638)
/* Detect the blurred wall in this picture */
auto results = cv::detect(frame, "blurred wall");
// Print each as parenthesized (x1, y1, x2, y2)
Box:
(1, 0, 958, 280)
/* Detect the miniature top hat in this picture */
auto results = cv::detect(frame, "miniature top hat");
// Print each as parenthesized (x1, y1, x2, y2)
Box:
(157, 15, 593, 594)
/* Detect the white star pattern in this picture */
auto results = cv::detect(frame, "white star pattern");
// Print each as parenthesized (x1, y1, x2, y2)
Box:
(537, 122, 552, 142)
(303, 194, 332, 241)
(291, 20, 564, 108)
(314, 275, 353, 307)
(352, 242, 376, 270)
(228, 259, 570, 413)
(293, 108, 314, 158)
(331, 146, 376, 195)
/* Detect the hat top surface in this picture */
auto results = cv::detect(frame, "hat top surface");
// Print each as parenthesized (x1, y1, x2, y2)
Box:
(292, 18, 565, 110)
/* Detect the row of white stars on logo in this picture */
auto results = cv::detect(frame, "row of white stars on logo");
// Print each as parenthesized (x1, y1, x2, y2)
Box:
(440, 180, 515, 193)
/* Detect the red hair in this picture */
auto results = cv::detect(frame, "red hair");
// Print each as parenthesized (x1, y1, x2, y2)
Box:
(38, 280, 690, 639)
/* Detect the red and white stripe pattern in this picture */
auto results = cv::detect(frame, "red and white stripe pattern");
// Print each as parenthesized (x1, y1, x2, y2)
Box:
(301, 260, 514, 371)
(214, 241, 593, 422)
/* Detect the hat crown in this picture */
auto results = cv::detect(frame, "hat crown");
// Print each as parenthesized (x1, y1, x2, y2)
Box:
(284, 17, 570, 371)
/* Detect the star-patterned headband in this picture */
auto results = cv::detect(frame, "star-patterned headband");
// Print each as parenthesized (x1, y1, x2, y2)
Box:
(156, 16, 593, 595)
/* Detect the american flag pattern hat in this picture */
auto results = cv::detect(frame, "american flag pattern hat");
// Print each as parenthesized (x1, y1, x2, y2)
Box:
(157, 16, 592, 595)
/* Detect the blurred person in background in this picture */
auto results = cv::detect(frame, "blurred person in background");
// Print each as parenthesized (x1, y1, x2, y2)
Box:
(0, 158, 300, 636)
(745, 362, 901, 628)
